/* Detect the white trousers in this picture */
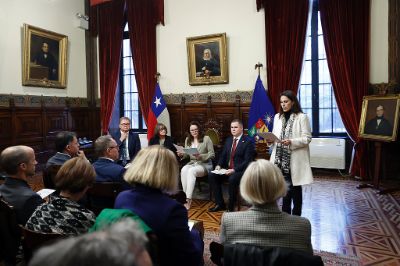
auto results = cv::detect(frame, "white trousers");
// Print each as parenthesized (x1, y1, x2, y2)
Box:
(180, 163, 212, 199)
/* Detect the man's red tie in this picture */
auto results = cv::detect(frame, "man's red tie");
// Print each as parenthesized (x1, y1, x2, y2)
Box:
(229, 138, 237, 169)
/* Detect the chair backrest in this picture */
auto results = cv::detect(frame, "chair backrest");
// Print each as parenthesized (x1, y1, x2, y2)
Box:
(86, 182, 123, 215)
(168, 190, 187, 205)
(42, 165, 61, 189)
(204, 118, 223, 146)
(20, 225, 65, 263)
(223, 243, 323, 266)
(0, 197, 21, 265)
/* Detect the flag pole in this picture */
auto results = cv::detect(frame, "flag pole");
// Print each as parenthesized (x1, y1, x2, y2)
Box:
(254, 62, 263, 76)
(155, 72, 161, 84)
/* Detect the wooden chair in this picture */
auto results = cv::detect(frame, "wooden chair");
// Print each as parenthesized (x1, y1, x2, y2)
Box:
(42, 165, 61, 189)
(20, 225, 65, 263)
(196, 118, 224, 199)
(0, 197, 21, 265)
(86, 182, 123, 215)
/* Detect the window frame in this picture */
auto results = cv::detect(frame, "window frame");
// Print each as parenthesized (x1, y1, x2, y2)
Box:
(119, 23, 147, 133)
(298, 0, 347, 137)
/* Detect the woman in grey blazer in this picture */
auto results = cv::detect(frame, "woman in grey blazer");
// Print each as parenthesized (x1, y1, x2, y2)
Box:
(220, 159, 313, 254)
(178, 121, 215, 209)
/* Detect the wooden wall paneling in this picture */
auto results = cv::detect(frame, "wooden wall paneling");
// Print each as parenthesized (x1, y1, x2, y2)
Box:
(168, 105, 183, 143)
(0, 110, 12, 150)
(69, 108, 92, 139)
(14, 108, 43, 143)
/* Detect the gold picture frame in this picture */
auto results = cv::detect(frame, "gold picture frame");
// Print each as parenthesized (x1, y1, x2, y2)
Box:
(358, 95, 400, 142)
(186, 33, 228, 86)
(22, 24, 68, 88)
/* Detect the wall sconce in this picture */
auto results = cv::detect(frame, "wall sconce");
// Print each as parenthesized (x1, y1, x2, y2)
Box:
(75, 12, 89, 30)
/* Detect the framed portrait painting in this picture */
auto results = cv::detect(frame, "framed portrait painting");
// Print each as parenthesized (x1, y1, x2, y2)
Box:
(22, 24, 68, 88)
(186, 33, 228, 86)
(358, 95, 400, 142)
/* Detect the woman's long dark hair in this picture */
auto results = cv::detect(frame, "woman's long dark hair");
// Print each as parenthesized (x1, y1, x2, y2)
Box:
(279, 90, 303, 115)
(187, 121, 204, 144)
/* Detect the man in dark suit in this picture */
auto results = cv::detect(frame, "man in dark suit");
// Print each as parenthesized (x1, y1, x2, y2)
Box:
(0, 145, 44, 224)
(208, 119, 255, 212)
(111, 117, 141, 166)
(46, 131, 87, 167)
(364, 105, 393, 136)
(92, 135, 130, 189)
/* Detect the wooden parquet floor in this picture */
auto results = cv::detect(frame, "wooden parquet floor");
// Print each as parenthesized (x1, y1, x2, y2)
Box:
(189, 176, 400, 266)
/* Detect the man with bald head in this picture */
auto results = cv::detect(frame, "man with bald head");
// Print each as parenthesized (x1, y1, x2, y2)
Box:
(0, 145, 44, 224)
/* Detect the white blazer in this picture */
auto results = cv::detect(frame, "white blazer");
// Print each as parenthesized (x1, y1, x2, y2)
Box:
(270, 113, 313, 186)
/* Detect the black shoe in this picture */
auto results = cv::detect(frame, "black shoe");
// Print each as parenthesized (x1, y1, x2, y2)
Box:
(209, 205, 226, 212)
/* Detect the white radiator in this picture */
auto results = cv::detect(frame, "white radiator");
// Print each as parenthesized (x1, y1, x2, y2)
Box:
(309, 138, 345, 169)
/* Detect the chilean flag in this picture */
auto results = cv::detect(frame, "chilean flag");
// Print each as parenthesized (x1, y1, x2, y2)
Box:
(147, 83, 171, 140)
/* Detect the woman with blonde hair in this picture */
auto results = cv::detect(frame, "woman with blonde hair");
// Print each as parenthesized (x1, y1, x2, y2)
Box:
(178, 121, 215, 209)
(114, 145, 203, 266)
(220, 159, 313, 254)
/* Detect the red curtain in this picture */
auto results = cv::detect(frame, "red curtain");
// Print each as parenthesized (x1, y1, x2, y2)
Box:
(319, 0, 370, 178)
(97, 0, 124, 134)
(258, 0, 309, 111)
(126, 0, 163, 125)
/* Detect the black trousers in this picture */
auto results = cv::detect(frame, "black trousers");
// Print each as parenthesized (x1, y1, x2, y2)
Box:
(282, 184, 303, 216)
(208, 171, 242, 210)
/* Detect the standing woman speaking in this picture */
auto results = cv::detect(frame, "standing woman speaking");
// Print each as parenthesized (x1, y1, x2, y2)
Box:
(269, 90, 313, 216)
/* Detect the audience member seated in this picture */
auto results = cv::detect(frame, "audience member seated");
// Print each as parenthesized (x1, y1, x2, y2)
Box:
(46, 131, 87, 167)
(149, 122, 177, 154)
(220, 159, 313, 254)
(29, 219, 152, 266)
(208, 119, 255, 212)
(0, 145, 44, 224)
(26, 157, 96, 235)
(111, 117, 141, 166)
(178, 121, 215, 209)
(92, 135, 130, 189)
(115, 145, 204, 266)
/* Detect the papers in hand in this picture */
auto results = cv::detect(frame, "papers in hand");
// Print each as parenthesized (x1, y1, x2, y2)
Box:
(173, 144, 199, 155)
(257, 132, 281, 143)
(188, 221, 194, 231)
(211, 169, 228, 175)
(36, 188, 56, 199)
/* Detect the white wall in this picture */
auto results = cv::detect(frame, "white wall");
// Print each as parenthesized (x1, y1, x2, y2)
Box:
(157, 0, 389, 95)
(157, 0, 266, 94)
(0, 0, 87, 97)
(370, 0, 388, 83)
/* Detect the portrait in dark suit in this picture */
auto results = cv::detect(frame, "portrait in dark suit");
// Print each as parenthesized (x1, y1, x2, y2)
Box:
(186, 33, 228, 85)
(195, 44, 221, 77)
(359, 96, 400, 141)
(22, 24, 67, 88)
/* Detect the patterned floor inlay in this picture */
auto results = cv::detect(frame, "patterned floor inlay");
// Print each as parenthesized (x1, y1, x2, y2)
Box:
(189, 177, 400, 265)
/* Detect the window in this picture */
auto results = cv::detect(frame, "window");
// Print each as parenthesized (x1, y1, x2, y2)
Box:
(119, 23, 146, 132)
(298, 0, 346, 135)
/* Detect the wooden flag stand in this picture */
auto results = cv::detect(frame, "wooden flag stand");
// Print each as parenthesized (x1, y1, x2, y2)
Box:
(357, 141, 400, 194)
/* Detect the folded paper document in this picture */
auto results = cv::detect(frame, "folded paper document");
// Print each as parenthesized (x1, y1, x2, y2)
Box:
(211, 169, 228, 175)
(173, 144, 199, 155)
(258, 132, 281, 143)
(36, 188, 56, 199)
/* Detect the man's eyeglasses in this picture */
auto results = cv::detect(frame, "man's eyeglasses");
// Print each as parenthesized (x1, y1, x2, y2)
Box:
(120, 123, 130, 126)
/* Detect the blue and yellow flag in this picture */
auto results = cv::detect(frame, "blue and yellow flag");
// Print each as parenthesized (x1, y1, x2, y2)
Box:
(247, 76, 275, 141)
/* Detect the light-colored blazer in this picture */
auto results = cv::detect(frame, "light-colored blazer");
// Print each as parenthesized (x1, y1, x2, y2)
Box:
(220, 203, 313, 254)
(184, 135, 215, 166)
(270, 112, 313, 186)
